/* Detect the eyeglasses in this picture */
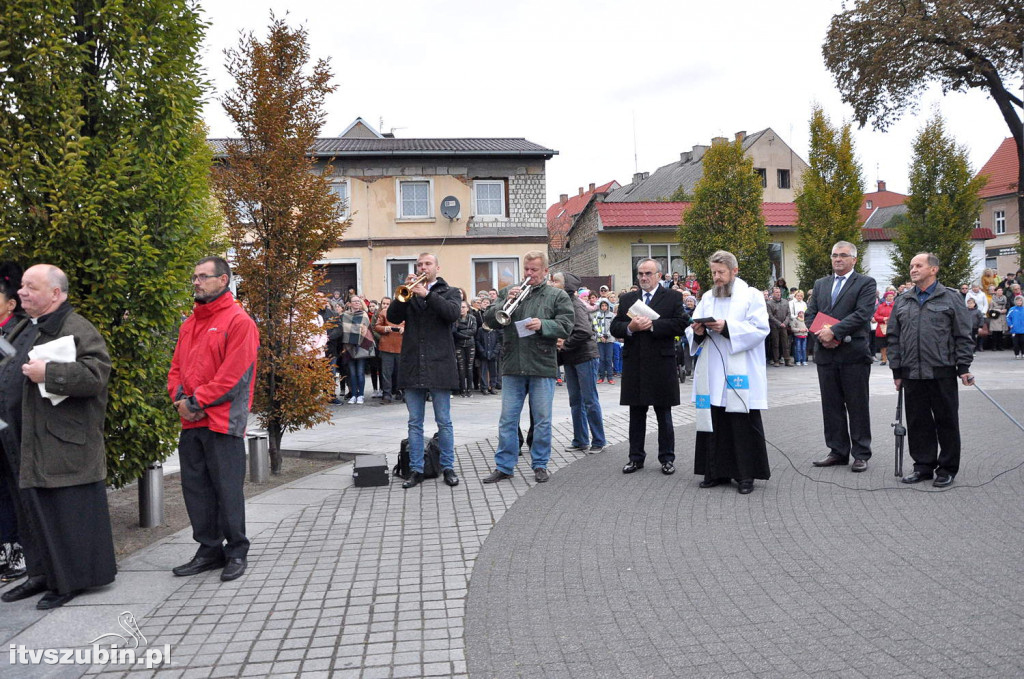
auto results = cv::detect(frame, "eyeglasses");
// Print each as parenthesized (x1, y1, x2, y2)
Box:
(830, 253, 854, 259)
(191, 273, 223, 283)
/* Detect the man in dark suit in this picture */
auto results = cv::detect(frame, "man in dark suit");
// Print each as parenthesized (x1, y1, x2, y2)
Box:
(611, 259, 689, 475)
(805, 241, 877, 472)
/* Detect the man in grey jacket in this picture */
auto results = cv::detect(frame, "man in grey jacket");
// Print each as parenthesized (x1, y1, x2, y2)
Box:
(887, 253, 974, 487)
(766, 287, 793, 367)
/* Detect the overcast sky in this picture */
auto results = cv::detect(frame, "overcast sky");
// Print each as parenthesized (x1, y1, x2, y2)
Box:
(197, 0, 1015, 205)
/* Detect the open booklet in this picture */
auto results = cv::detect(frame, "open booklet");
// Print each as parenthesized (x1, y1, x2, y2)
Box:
(626, 298, 660, 321)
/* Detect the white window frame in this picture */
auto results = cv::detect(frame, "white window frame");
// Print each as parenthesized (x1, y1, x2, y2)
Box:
(330, 179, 350, 219)
(473, 180, 506, 219)
(472, 256, 520, 296)
(395, 178, 434, 221)
(630, 243, 686, 280)
(994, 210, 1006, 235)
(313, 257, 363, 297)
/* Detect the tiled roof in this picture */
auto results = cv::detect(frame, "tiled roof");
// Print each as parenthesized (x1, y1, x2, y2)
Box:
(862, 227, 994, 241)
(858, 190, 907, 224)
(209, 137, 557, 158)
(547, 181, 619, 249)
(976, 137, 1019, 198)
(594, 200, 798, 229)
(604, 129, 771, 203)
(862, 203, 908, 229)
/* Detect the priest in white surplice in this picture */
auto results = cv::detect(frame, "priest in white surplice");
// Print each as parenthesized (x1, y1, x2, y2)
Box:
(684, 250, 771, 494)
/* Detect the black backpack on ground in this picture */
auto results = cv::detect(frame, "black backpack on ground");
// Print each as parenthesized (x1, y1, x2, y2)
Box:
(393, 433, 442, 479)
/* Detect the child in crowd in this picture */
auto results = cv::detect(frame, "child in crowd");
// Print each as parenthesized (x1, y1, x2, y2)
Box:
(1006, 295, 1024, 359)
(789, 310, 809, 366)
(966, 297, 986, 352)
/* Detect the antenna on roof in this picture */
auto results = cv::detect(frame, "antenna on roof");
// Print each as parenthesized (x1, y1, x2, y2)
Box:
(632, 111, 638, 174)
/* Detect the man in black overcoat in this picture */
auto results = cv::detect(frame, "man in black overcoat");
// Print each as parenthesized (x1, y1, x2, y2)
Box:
(611, 258, 688, 475)
(804, 241, 877, 472)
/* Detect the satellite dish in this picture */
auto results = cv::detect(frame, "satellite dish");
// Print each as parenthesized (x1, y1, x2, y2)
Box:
(440, 196, 461, 220)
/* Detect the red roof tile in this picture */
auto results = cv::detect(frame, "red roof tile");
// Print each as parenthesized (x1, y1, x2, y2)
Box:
(594, 201, 798, 228)
(547, 180, 619, 248)
(976, 137, 1019, 199)
(858, 190, 907, 224)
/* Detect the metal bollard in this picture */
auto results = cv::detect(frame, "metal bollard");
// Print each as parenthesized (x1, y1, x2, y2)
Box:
(139, 463, 164, 528)
(248, 431, 270, 483)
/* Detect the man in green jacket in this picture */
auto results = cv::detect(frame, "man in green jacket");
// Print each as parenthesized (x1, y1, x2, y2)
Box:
(482, 251, 573, 484)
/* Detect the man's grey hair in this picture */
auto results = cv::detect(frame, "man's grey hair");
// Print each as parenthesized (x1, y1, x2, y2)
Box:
(550, 272, 565, 285)
(917, 252, 940, 268)
(832, 241, 858, 257)
(708, 250, 737, 270)
(637, 258, 662, 273)
(523, 250, 548, 267)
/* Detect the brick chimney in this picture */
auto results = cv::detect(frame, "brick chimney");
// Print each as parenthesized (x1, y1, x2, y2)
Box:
(632, 171, 649, 186)
(735, 130, 746, 142)
(559, 194, 568, 205)
(589, 182, 595, 192)
(877, 180, 887, 192)
(578, 187, 584, 196)
(711, 136, 728, 146)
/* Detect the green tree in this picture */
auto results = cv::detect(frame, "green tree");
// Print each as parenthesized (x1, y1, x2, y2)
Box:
(666, 185, 694, 202)
(890, 115, 987, 286)
(795, 105, 866, 289)
(823, 0, 1023, 253)
(213, 17, 347, 473)
(678, 139, 772, 290)
(0, 0, 220, 487)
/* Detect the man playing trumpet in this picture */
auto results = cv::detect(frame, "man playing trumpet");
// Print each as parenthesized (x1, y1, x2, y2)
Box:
(482, 251, 573, 484)
(386, 253, 462, 489)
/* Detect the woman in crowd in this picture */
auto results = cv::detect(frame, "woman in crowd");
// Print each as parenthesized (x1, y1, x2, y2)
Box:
(966, 297, 985, 353)
(340, 296, 374, 404)
(981, 268, 999, 295)
(788, 289, 807, 318)
(873, 289, 896, 365)
(988, 284, 1008, 350)
(453, 301, 477, 397)
(374, 297, 404, 404)
(0, 263, 26, 583)
(1007, 295, 1024, 359)
(592, 299, 616, 384)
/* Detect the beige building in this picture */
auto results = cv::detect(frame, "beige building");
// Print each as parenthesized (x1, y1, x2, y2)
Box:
(976, 137, 1021, 275)
(212, 118, 557, 300)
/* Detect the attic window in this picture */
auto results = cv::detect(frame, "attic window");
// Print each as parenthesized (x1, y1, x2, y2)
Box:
(866, 200, 873, 209)
(777, 169, 791, 189)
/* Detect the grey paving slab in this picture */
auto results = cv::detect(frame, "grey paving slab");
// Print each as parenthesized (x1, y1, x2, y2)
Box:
(2, 353, 1021, 678)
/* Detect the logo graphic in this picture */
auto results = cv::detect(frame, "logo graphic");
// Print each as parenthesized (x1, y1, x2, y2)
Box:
(90, 611, 147, 648)
(9, 610, 170, 669)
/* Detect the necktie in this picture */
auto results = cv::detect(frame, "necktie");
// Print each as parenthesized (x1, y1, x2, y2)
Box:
(644, 292, 652, 306)
(831, 276, 845, 305)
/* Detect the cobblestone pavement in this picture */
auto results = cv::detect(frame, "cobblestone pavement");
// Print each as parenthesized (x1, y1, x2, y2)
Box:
(0, 354, 1020, 678)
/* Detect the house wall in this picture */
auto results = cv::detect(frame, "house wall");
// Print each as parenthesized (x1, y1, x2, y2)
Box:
(747, 134, 809, 203)
(981, 194, 1021, 275)
(313, 156, 548, 300)
(863, 241, 988, 290)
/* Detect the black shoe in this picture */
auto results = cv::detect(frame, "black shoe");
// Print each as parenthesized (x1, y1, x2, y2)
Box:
(172, 554, 226, 577)
(443, 468, 459, 487)
(402, 472, 424, 489)
(488, 388, 497, 395)
(933, 474, 955, 488)
(622, 461, 643, 474)
(534, 468, 550, 483)
(812, 453, 848, 467)
(483, 469, 513, 484)
(698, 477, 729, 489)
(220, 557, 247, 582)
(901, 470, 934, 484)
(661, 462, 676, 475)
(737, 480, 754, 494)
(851, 459, 868, 472)
(36, 590, 79, 610)
(1, 576, 47, 602)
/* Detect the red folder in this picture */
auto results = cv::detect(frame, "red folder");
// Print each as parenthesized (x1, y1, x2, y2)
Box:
(809, 312, 839, 334)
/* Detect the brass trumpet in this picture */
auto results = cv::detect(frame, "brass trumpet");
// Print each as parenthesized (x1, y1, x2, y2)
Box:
(395, 273, 428, 303)
(495, 278, 533, 325)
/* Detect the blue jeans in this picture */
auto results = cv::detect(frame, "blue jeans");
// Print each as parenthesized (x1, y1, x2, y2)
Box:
(348, 357, 366, 397)
(495, 375, 554, 474)
(597, 342, 614, 379)
(793, 336, 807, 363)
(612, 341, 623, 373)
(403, 388, 455, 473)
(564, 359, 606, 448)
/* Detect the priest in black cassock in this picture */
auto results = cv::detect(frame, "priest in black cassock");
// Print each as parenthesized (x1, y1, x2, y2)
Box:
(685, 251, 771, 494)
(0, 264, 116, 610)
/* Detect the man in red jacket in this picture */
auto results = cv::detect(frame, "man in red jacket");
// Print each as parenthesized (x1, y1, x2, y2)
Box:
(168, 256, 259, 582)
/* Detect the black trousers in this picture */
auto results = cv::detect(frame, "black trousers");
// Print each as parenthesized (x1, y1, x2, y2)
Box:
(179, 428, 249, 560)
(816, 362, 872, 461)
(628, 405, 674, 464)
(904, 376, 961, 476)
